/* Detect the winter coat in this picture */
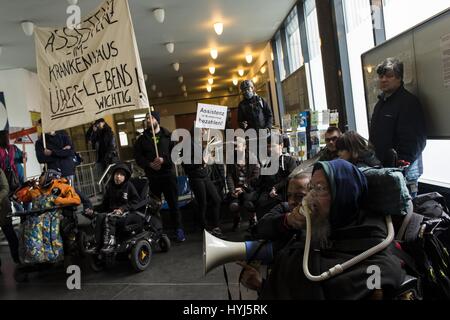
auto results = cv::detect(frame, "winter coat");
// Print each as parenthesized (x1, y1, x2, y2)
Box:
(238, 95, 273, 130)
(99, 163, 140, 213)
(369, 86, 426, 165)
(134, 127, 175, 177)
(35, 132, 76, 177)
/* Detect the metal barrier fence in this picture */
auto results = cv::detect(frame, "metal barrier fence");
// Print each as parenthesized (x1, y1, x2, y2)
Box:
(78, 150, 97, 165)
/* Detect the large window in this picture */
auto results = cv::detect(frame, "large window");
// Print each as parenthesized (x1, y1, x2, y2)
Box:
(285, 7, 304, 73)
(275, 31, 287, 81)
(304, 0, 327, 111)
(383, 0, 450, 40)
(342, 0, 375, 138)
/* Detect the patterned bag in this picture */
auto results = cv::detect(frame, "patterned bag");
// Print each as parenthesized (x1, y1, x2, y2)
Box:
(22, 195, 64, 264)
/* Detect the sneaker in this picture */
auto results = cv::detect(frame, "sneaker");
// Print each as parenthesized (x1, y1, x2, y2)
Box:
(101, 235, 116, 254)
(232, 216, 241, 232)
(175, 228, 186, 242)
(211, 227, 226, 239)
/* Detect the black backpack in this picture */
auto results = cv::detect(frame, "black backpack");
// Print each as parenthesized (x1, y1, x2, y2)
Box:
(396, 192, 450, 300)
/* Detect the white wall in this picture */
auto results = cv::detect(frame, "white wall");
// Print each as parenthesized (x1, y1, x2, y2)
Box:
(0, 68, 42, 178)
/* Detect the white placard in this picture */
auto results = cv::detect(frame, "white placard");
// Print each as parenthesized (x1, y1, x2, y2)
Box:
(195, 103, 228, 130)
(35, 0, 149, 133)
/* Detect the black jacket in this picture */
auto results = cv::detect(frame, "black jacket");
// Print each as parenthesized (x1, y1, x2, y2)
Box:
(92, 126, 117, 166)
(99, 163, 140, 213)
(226, 157, 260, 193)
(238, 96, 273, 130)
(134, 127, 174, 177)
(369, 86, 427, 165)
(35, 132, 76, 177)
(181, 135, 209, 179)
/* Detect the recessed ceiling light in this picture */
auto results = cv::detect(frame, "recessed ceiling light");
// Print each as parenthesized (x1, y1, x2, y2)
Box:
(232, 78, 238, 86)
(178, 76, 184, 83)
(238, 69, 244, 77)
(153, 8, 165, 23)
(206, 85, 212, 92)
(260, 66, 266, 74)
(157, 91, 163, 98)
(208, 77, 214, 85)
(214, 22, 223, 35)
(151, 84, 157, 91)
(144, 74, 149, 82)
(172, 62, 180, 71)
(210, 48, 218, 60)
(181, 84, 187, 92)
(166, 42, 174, 54)
(183, 92, 188, 97)
(209, 66, 216, 75)
(253, 76, 258, 84)
(246, 54, 253, 64)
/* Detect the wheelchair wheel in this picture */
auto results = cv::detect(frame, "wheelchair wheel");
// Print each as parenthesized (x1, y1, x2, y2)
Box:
(159, 235, 171, 253)
(130, 240, 152, 272)
(88, 255, 105, 272)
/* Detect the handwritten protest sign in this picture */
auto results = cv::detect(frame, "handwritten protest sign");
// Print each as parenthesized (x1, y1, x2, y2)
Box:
(34, 0, 149, 132)
(195, 103, 228, 130)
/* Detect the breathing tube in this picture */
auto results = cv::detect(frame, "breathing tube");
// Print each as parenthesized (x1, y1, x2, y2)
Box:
(300, 202, 395, 282)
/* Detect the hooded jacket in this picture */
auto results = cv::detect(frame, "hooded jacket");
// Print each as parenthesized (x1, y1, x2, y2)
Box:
(99, 163, 140, 213)
(259, 159, 405, 300)
(238, 95, 273, 130)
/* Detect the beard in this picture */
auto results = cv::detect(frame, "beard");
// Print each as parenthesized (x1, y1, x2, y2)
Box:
(310, 210, 331, 249)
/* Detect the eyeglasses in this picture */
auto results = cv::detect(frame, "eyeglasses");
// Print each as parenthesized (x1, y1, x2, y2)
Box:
(307, 183, 330, 196)
(325, 136, 338, 143)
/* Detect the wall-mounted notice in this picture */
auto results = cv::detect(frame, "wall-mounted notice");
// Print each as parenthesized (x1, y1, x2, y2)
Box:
(441, 33, 450, 88)
(35, 0, 149, 132)
(195, 103, 228, 130)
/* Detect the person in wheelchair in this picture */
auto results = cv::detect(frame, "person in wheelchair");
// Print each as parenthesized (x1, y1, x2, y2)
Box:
(239, 159, 407, 300)
(93, 163, 141, 254)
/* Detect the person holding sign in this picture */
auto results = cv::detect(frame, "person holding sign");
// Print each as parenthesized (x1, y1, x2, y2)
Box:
(237, 80, 273, 131)
(134, 112, 186, 242)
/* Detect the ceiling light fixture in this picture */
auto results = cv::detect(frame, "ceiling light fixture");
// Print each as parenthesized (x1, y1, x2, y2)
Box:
(210, 48, 218, 60)
(208, 77, 214, 85)
(183, 92, 188, 97)
(245, 54, 253, 64)
(178, 76, 184, 83)
(157, 91, 163, 98)
(206, 85, 212, 93)
(153, 8, 165, 23)
(232, 78, 238, 86)
(21, 21, 34, 36)
(181, 84, 187, 92)
(144, 74, 148, 82)
(253, 76, 258, 84)
(238, 69, 244, 77)
(209, 66, 216, 75)
(214, 22, 223, 35)
(151, 84, 156, 91)
(172, 62, 180, 72)
(166, 42, 174, 54)
(260, 66, 267, 74)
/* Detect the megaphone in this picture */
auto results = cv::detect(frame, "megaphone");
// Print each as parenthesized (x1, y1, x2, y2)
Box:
(203, 230, 273, 275)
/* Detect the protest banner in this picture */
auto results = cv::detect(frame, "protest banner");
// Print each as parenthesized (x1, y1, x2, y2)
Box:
(195, 103, 228, 130)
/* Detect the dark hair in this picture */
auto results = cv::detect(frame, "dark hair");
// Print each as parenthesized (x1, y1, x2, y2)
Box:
(376, 57, 404, 80)
(335, 131, 379, 166)
(0, 130, 9, 148)
(325, 126, 342, 136)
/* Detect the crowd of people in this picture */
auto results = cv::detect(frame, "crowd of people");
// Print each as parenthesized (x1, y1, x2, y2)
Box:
(0, 57, 430, 300)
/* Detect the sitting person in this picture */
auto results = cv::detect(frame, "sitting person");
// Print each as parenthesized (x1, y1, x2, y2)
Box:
(93, 163, 141, 254)
(253, 134, 297, 221)
(336, 131, 381, 168)
(239, 159, 406, 300)
(226, 137, 260, 231)
(318, 126, 342, 161)
(252, 173, 310, 253)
